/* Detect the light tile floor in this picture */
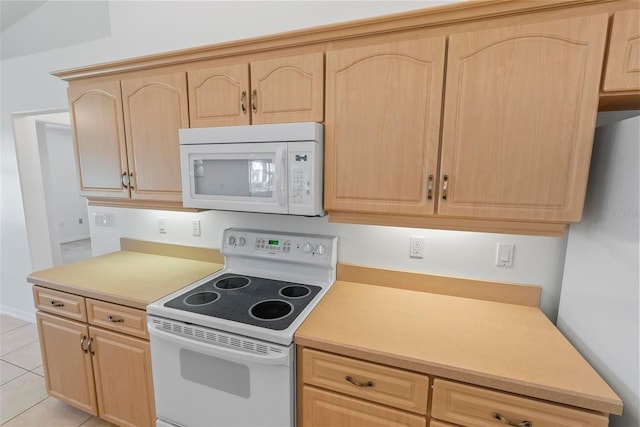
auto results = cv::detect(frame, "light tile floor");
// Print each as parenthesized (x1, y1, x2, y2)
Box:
(60, 239, 93, 265)
(0, 314, 115, 426)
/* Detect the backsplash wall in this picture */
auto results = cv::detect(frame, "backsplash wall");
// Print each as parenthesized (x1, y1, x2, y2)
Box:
(89, 206, 568, 320)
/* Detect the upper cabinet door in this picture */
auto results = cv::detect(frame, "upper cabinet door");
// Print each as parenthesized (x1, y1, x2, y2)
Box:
(439, 15, 608, 222)
(603, 9, 640, 92)
(324, 38, 446, 216)
(121, 72, 189, 202)
(68, 81, 129, 198)
(250, 53, 324, 124)
(188, 64, 250, 127)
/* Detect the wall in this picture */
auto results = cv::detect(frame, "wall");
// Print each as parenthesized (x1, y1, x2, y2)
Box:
(557, 116, 640, 427)
(1, 1, 569, 321)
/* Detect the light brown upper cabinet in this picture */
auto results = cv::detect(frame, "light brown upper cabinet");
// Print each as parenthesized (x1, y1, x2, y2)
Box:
(603, 8, 640, 92)
(121, 72, 189, 202)
(69, 73, 188, 203)
(188, 52, 324, 127)
(438, 14, 609, 222)
(324, 38, 446, 216)
(68, 81, 129, 199)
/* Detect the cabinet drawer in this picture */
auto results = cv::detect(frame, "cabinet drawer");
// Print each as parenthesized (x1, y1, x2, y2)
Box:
(431, 379, 609, 427)
(303, 385, 426, 427)
(86, 299, 148, 339)
(33, 286, 86, 322)
(302, 348, 429, 414)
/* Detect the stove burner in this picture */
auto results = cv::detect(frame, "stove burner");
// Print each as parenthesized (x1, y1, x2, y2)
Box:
(214, 276, 250, 290)
(249, 300, 293, 321)
(279, 285, 311, 299)
(183, 291, 220, 306)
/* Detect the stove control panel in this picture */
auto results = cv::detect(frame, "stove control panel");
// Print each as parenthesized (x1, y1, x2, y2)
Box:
(222, 228, 337, 266)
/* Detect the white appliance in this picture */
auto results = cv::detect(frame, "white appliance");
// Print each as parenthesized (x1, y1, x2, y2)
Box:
(557, 115, 639, 427)
(147, 228, 337, 427)
(179, 122, 324, 216)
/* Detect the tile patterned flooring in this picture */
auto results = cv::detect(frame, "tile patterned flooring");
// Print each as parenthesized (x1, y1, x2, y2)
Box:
(0, 314, 115, 426)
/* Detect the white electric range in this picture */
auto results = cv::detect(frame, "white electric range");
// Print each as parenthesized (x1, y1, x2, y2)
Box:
(147, 228, 337, 427)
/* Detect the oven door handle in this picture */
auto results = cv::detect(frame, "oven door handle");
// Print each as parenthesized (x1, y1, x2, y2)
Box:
(148, 323, 291, 366)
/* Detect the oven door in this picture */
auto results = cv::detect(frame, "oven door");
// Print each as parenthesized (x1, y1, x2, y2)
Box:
(180, 142, 288, 213)
(148, 317, 294, 427)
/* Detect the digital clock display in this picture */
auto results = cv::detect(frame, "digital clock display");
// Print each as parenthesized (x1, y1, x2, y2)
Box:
(268, 240, 279, 246)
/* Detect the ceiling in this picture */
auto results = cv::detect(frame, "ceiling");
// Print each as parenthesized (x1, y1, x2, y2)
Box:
(1, 1, 47, 32)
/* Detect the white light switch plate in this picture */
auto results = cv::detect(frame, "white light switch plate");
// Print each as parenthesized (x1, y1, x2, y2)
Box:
(496, 243, 515, 267)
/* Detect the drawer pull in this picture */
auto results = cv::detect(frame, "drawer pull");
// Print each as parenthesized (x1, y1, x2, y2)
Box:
(493, 412, 532, 427)
(107, 315, 124, 323)
(345, 375, 374, 388)
(50, 300, 64, 307)
(80, 335, 88, 353)
(87, 337, 95, 355)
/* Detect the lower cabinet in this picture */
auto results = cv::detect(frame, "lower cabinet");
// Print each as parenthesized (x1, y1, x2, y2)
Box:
(34, 286, 155, 427)
(298, 347, 611, 427)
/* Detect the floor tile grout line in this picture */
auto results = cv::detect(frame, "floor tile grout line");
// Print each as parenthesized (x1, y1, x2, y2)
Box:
(0, 323, 33, 336)
(0, 368, 29, 387)
(0, 395, 49, 426)
(0, 338, 41, 360)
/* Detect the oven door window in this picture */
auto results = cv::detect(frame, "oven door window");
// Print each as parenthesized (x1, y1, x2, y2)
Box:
(180, 349, 250, 399)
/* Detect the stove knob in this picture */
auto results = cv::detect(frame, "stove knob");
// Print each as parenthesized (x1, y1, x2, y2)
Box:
(302, 241, 313, 254)
(316, 244, 326, 255)
(238, 237, 246, 246)
(228, 236, 236, 246)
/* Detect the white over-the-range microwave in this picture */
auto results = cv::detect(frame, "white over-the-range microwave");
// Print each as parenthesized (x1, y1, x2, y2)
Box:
(179, 122, 324, 216)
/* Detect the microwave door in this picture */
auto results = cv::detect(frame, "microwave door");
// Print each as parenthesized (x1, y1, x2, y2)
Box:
(181, 143, 288, 214)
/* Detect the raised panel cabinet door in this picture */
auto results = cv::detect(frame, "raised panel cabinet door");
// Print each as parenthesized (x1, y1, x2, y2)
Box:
(439, 14, 608, 222)
(187, 63, 250, 127)
(89, 326, 155, 427)
(325, 38, 445, 216)
(250, 52, 324, 124)
(121, 72, 188, 202)
(603, 8, 640, 92)
(68, 81, 129, 198)
(36, 312, 97, 415)
(302, 386, 426, 427)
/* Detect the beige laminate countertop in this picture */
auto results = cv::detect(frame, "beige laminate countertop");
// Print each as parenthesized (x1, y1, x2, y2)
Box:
(27, 250, 224, 310)
(295, 281, 623, 415)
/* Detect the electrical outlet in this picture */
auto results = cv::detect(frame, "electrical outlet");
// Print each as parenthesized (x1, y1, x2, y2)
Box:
(192, 219, 201, 236)
(409, 236, 424, 258)
(158, 217, 167, 234)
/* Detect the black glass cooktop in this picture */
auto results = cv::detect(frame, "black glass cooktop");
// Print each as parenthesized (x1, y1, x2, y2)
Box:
(164, 273, 322, 330)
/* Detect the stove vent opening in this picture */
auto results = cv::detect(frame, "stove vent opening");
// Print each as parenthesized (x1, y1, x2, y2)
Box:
(151, 318, 284, 357)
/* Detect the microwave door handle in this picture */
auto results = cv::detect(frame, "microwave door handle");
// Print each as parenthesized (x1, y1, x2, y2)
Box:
(148, 321, 290, 366)
(277, 149, 287, 207)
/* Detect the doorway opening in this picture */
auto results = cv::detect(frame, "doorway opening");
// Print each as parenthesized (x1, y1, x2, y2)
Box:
(12, 109, 92, 270)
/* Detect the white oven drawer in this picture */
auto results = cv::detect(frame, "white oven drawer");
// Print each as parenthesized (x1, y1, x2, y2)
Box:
(148, 317, 294, 427)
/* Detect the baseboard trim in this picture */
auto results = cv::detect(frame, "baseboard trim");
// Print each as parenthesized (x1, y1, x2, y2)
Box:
(59, 235, 91, 244)
(0, 305, 36, 323)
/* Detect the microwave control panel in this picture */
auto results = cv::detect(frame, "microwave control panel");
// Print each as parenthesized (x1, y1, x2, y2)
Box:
(288, 141, 323, 216)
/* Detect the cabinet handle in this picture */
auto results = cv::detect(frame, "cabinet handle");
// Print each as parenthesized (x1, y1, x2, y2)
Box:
(441, 175, 449, 201)
(427, 174, 434, 200)
(128, 173, 135, 190)
(241, 91, 247, 114)
(80, 335, 88, 353)
(86, 337, 95, 355)
(251, 89, 257, 113)
(107, 315, 124, 323)
(121, 172, 130, 189)
(50, 300, 64, 307)
(493, 412, 532, 427)
(345, 376, 374, 388)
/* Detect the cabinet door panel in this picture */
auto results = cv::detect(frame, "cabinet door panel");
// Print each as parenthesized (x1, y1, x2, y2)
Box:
(325, 38, 445, 216)
(36, 312, 97, 415)
(251, 52, 324, 124)
(122, 72, 188, 202)
(68, 81, 129, 198)
(188, 63, 250, 127)
(90, 326, 155, 427)
(439, 15, 608, 221)
(603, 8, 640, 92)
